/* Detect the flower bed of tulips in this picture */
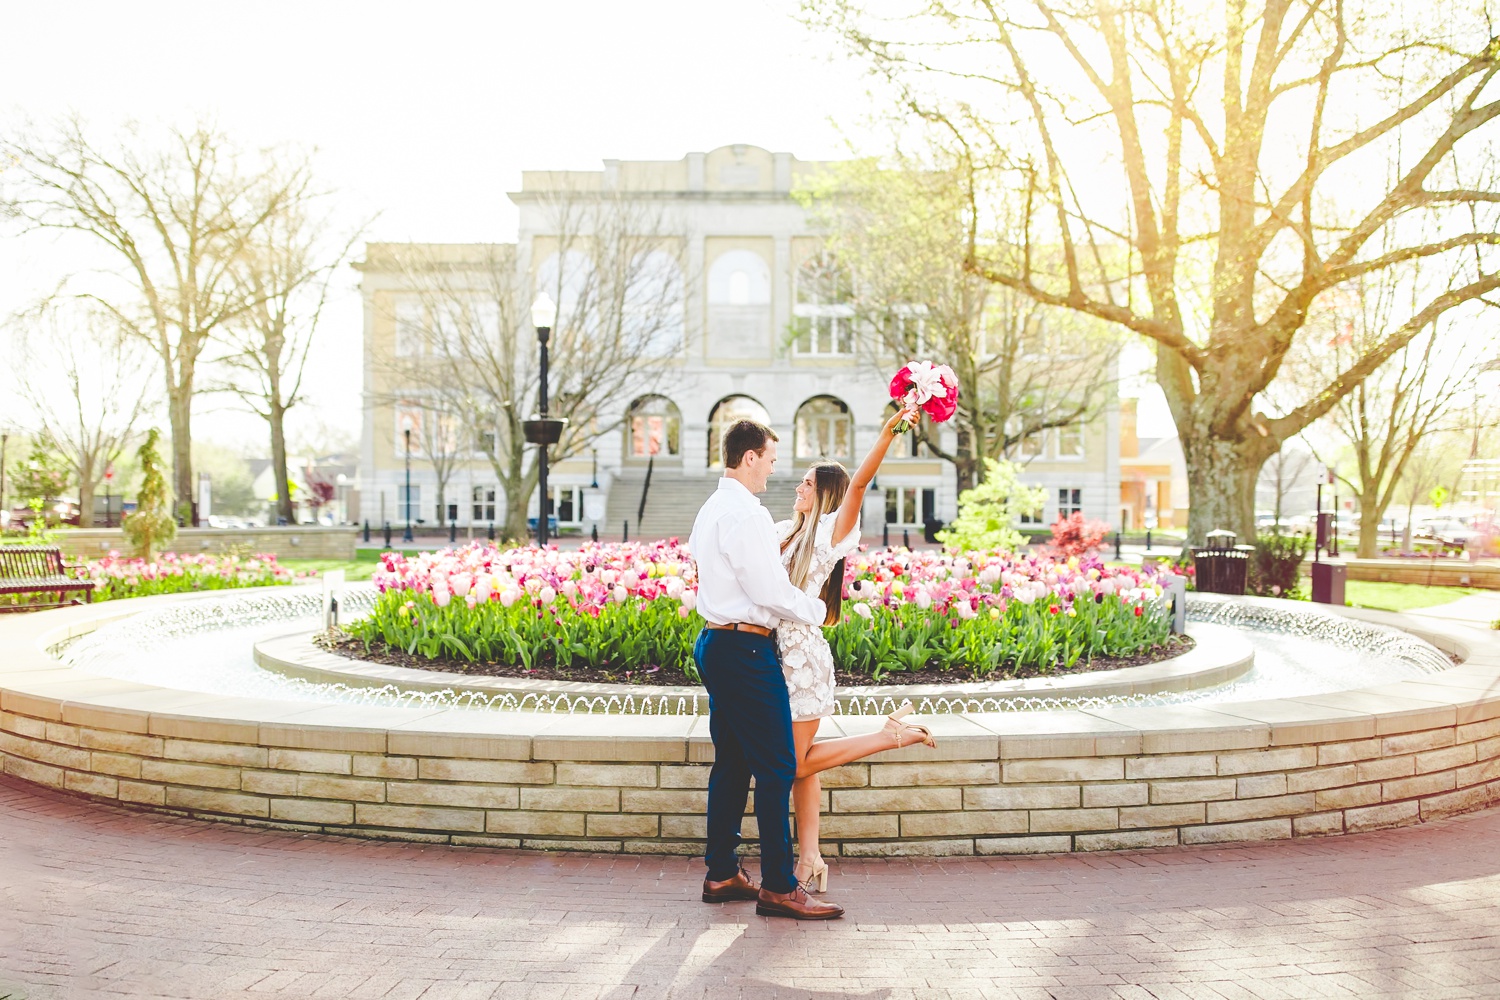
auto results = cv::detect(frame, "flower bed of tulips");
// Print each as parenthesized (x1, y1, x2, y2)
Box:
(84, 551, 303, 601)
(347, 541, 1174, 682)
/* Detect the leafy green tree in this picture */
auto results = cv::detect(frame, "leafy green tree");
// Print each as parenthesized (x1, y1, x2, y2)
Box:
(12, 445, 70, 516)
(122, 429, 176, 559)
(808, 0, 1500, 544)
(797, 156, 1120, 491)
(937, 458, 1046, 553)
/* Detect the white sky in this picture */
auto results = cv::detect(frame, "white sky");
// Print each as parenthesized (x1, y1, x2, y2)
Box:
(0, 0, 1176, 451)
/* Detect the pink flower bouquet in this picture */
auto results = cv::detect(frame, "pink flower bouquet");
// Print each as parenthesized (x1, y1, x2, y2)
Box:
(889, 360, 959, 433)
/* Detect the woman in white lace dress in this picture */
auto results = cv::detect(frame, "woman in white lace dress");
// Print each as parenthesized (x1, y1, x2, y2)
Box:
(775, 405, 936, 893)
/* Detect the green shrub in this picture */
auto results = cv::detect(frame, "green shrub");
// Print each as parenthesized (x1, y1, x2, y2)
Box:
(1248, 532, 1311, 597)
(122, 429, 175, 560)
(937, 458, 1047, 554)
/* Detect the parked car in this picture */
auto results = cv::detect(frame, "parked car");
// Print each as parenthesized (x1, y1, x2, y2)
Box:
(5, 502, 82, 529)
(1415, 518, 1478, 549)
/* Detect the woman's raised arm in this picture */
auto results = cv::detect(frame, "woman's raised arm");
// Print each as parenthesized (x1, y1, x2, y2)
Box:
(833, 404, 917, 544)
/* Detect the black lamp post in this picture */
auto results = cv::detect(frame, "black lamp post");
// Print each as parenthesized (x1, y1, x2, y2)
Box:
(402, 425, 414, 544)
(0, 427, 9, 518)
(524, 294, 567, 547)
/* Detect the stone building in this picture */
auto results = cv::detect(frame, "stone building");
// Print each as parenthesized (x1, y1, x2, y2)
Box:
(356, 145, 1119, 540)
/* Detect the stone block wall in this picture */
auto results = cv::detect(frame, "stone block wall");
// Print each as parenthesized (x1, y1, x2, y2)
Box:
(1342, 558, 1500, 590)
(3, 688, 1498, 857)
(54, 527, 358, 561)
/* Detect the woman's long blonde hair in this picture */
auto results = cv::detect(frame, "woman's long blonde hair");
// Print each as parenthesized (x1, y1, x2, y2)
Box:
(782, 462, 851, 625)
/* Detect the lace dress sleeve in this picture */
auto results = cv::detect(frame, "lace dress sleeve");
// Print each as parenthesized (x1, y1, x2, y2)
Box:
(817, 511, 861, 561)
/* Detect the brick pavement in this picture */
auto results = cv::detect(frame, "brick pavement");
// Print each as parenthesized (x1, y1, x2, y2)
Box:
(2, 774, 1499, 1000)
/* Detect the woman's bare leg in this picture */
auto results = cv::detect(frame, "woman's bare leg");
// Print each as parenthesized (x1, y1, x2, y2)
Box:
(796, 728, 904, 779)
(790, 720, 822, 879)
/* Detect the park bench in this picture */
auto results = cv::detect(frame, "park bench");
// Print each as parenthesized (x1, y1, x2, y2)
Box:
(0, 546, 94, 612)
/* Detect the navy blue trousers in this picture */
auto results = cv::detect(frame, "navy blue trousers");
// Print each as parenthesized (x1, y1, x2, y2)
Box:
(694, 628, 798, 894)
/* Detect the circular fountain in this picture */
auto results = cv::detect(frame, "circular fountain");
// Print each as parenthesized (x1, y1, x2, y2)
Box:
(2, 585, 1496, 856)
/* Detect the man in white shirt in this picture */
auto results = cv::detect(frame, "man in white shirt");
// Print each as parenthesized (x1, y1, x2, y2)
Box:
(689, 419, 844, 920)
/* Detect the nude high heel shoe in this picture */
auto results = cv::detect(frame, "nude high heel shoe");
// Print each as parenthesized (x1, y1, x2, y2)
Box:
(883, 701, 936, 749)
(796, 856, 829, 894)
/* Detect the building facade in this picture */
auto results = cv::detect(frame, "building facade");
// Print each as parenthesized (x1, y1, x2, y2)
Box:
(357, 145, 1119, 541)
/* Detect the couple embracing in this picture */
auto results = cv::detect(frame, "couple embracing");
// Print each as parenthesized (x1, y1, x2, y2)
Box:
(688, 410, 935, 920)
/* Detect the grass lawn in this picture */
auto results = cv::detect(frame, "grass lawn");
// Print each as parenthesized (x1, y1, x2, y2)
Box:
(281, 550, 384, 582)
(1343, 580, 1480, 613)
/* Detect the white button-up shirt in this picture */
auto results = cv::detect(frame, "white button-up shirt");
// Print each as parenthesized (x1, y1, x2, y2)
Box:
(689, 477, 827, 629)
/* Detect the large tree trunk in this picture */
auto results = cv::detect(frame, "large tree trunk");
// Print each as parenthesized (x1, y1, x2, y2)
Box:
(270, 403, 293, 526)
(168, 389, 192, 523)
(77, 478, 95, 530)
(953, 425, 978, 493)
(498, 445, 535, 542)
(1357, 517, 1380, 559)
(1181, 433, 1261, 546)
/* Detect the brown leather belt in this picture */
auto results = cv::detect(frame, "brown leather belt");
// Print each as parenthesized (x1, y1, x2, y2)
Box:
(704, 622, 774, 637)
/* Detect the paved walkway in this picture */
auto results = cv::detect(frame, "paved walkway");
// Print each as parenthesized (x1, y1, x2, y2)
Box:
(1411, 590, 1500, 628)
(3, 776, 1500, 999)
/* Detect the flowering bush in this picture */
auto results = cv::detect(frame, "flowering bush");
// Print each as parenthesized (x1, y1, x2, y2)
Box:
(1046, 512, 1112, 558)
(349, 541, 1175, 681)
(86, 551, 302, 601)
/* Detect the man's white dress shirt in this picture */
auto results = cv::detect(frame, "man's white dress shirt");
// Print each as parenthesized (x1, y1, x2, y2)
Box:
(689, 477, 827, 629)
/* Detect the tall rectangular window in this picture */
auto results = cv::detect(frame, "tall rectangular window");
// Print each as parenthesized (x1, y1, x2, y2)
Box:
(1057, 422, 1085, 459)
(1058, 487, 1083, 517)
(395, 301, 424, 357)
(472, 486, 496, 522)
(885, 487, 921, 526)
(546, 486, 583, 525)
(793, 254, 854, 356)
(398, 484, 421, 523)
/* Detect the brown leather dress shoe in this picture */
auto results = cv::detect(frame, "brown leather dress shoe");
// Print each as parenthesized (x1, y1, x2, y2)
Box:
(702, 866, 761, 903)
(755, 885, 845, 920)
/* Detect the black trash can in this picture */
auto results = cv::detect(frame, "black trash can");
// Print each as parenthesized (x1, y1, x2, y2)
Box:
(1191, 528, 1254, 595)
(923, 519, 945, 544)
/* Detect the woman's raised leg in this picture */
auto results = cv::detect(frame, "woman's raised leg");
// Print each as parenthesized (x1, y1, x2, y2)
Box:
(796, 704, 935, 779)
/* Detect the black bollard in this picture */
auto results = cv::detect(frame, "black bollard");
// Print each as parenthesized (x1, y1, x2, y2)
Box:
(591, 524, 599, 543)
(623, 520, 629, 543)
(488, 521, 495, 541)
(383, 521, 392, 548)
(363, 519, 370, 544)
(449, 520, 456, 544)
(883, 522, 890, 548)
(1146, 529, 1152, 551)
(903, 528, 911, 549)
(1114, 530, 1122, 561)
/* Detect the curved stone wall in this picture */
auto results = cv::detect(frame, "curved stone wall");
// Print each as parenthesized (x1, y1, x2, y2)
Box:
(1, 592, 1497, 856)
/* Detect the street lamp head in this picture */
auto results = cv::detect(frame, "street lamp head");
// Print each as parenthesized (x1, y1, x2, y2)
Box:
(531, 293, 557, 332)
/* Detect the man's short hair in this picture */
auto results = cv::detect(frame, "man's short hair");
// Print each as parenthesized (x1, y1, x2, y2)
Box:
(723, 419, 778, 469)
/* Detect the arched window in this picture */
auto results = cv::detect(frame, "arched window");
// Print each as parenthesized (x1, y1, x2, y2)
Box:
(707, 250, 772, 357)
(709, 250, 771, 305)
(625, 395, 682, 459)
(707, 395, 772, 467)
(535, 250, 595, 334)
(795, 396, 853, 460)
(793, 253, 854, 356)
(624, 250, 684, 356)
